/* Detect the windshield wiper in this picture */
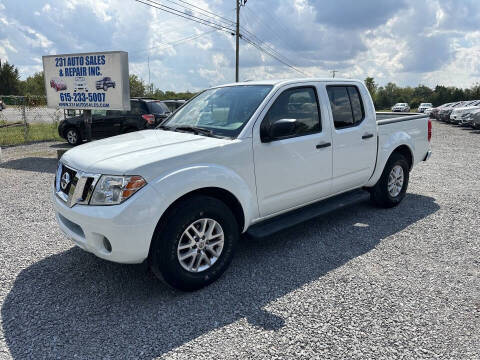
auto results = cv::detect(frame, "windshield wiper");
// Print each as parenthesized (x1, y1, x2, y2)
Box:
(173, 125, 215, 137)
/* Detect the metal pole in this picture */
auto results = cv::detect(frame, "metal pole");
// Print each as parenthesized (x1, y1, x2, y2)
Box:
(84, 109, 92, 142)
(148, 55, 151, 93)
(22, 97, 28, 142)
(235, 0, 240, 82)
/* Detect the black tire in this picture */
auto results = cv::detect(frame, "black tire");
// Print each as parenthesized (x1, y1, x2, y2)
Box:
(64, 128, 81, 146)
(150, 195, 239, 291)
(370, 152, 410, 208)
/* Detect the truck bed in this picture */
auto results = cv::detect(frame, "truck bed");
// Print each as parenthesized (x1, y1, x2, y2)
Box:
(376, 112, 428, 124)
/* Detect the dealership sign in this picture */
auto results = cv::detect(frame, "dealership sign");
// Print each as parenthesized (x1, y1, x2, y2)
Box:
(43, 51, 130, 110)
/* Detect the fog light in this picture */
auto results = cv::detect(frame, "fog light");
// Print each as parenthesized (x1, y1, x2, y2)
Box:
(103, 237, 112, 253)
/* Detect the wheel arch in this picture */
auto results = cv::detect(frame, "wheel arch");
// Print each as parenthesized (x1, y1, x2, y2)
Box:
(391, 144, 413, 170)
(147, 186, 246, 260)
(366, 140, 415, 187)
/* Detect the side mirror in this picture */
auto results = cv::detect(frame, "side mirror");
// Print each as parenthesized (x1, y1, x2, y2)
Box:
(261, 118, 297, 142)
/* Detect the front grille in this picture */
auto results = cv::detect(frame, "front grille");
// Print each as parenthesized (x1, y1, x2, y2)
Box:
(55, 162, 100, 207)
(59, 164, 77, 196)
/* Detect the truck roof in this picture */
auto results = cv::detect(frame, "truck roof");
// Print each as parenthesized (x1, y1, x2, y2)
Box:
(214, 78, 363, 88)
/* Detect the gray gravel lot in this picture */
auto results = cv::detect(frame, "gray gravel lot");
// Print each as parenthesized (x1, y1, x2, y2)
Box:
(0, 122, 479, 359)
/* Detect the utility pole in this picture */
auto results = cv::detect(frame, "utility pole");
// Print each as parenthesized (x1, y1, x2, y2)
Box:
(148, 55, 151, 94)
(330, 70, 338, 78)
(235, 1, 247, 82)
(235, 0, 240, 82)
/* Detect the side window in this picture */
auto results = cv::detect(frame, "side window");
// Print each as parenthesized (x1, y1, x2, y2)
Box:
(263, 87, 321, 139)
(92, 110, 107, 117)
(348, 87, 364, 123)
(327, 86, 365, 129)
(130, 101, 147, 115)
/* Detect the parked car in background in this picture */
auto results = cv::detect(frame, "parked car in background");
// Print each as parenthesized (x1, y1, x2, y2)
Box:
(391, 103, 410, 112)
(449, 100, 480, 124)
(430, 103, 451, 120)
(425, 107, 433, 116)
(418, 103, 433, 113)
(53, 78, 431, 290)
(463, 108, 480, 129)
(438, 102, 464, 122)
(0, 100, 4, 110)
(58, 98, 171, 145)
(161, 99, 186, 112)
(96, 77, 116, 91)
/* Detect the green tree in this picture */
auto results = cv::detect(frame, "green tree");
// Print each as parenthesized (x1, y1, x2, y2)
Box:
(129, 74, 145, 97)
(21, 71, 45, 96)
(0, 60, 21, 95)
(364, 77, 377, 102)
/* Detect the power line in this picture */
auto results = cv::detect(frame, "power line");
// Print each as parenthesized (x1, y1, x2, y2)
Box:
(239, 12, 305, 74)
(242, 35, 309, 76)
(132, 29, 218, 53)
(135, 0, 235, 34)
(134, 0, 310, 78)
(239, 21, 301, 72)
(161, 0, 235, 27)
(242, 6, 286, 48)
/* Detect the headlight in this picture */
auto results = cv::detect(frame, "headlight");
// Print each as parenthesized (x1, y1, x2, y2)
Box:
(90, 175, 146, 205)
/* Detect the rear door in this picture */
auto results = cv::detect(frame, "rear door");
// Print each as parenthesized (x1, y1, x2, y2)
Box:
(253, 84, 333, 216)
(326, 84, 377, 193)
(127, 100, 149, 130)
(105, 109, 128, 135)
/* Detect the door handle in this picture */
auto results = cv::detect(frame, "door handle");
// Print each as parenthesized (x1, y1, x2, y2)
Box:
(316, 142, 331, 149)
(362, 133, 374, 140)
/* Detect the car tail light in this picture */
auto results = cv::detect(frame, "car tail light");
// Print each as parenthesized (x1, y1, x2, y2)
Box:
(142, 114, 155, 125)
(428, 118, 432, 142)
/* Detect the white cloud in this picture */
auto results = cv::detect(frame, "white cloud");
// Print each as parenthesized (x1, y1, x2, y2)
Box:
(1, 0, 480, 90)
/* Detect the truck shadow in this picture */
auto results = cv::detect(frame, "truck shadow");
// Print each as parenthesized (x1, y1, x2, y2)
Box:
(2, 194, 439, 359)
(0, 157, 57, 174)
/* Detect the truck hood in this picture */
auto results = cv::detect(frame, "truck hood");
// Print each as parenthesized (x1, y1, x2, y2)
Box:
(61, 130, 234, 175)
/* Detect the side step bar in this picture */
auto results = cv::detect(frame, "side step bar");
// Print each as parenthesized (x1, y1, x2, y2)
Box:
(246, 189, 370, 239)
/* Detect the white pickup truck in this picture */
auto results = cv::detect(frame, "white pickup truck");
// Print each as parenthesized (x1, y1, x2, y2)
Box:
(53, 78, 432, 290)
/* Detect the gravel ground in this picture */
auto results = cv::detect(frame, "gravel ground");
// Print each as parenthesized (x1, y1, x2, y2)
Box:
(0, 122, 479, 359)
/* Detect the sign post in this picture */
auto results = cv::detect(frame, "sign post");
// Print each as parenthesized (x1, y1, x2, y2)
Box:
(84, 110, 92, 141)
(42, 51, 130, 144)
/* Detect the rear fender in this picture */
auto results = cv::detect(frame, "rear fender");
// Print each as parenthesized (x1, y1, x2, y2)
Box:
(365, 131, 414, 187)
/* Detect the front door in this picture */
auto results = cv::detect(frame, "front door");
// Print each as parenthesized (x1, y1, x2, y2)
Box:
(253, 85, 333, 217)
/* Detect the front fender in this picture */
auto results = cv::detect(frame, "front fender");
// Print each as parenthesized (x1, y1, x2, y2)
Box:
(150, 164, 257, 232)
(366, 131, 415, 187)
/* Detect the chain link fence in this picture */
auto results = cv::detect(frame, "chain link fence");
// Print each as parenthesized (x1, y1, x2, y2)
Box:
(0, 95, 69, 146)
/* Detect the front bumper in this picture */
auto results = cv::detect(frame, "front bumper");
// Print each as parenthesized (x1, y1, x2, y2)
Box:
(53, 184, 160, 264)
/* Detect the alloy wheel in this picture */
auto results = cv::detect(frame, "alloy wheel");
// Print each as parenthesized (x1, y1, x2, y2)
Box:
(177, 218, 224, 273)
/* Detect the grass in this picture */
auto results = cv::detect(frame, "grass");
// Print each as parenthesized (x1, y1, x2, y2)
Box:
(0, 122, 62, 146)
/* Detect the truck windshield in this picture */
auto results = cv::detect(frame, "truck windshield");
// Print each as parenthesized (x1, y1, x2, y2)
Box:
(160, 85, 273, 137)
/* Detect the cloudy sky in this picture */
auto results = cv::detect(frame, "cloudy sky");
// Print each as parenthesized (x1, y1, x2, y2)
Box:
(1, 0, 479, 91)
